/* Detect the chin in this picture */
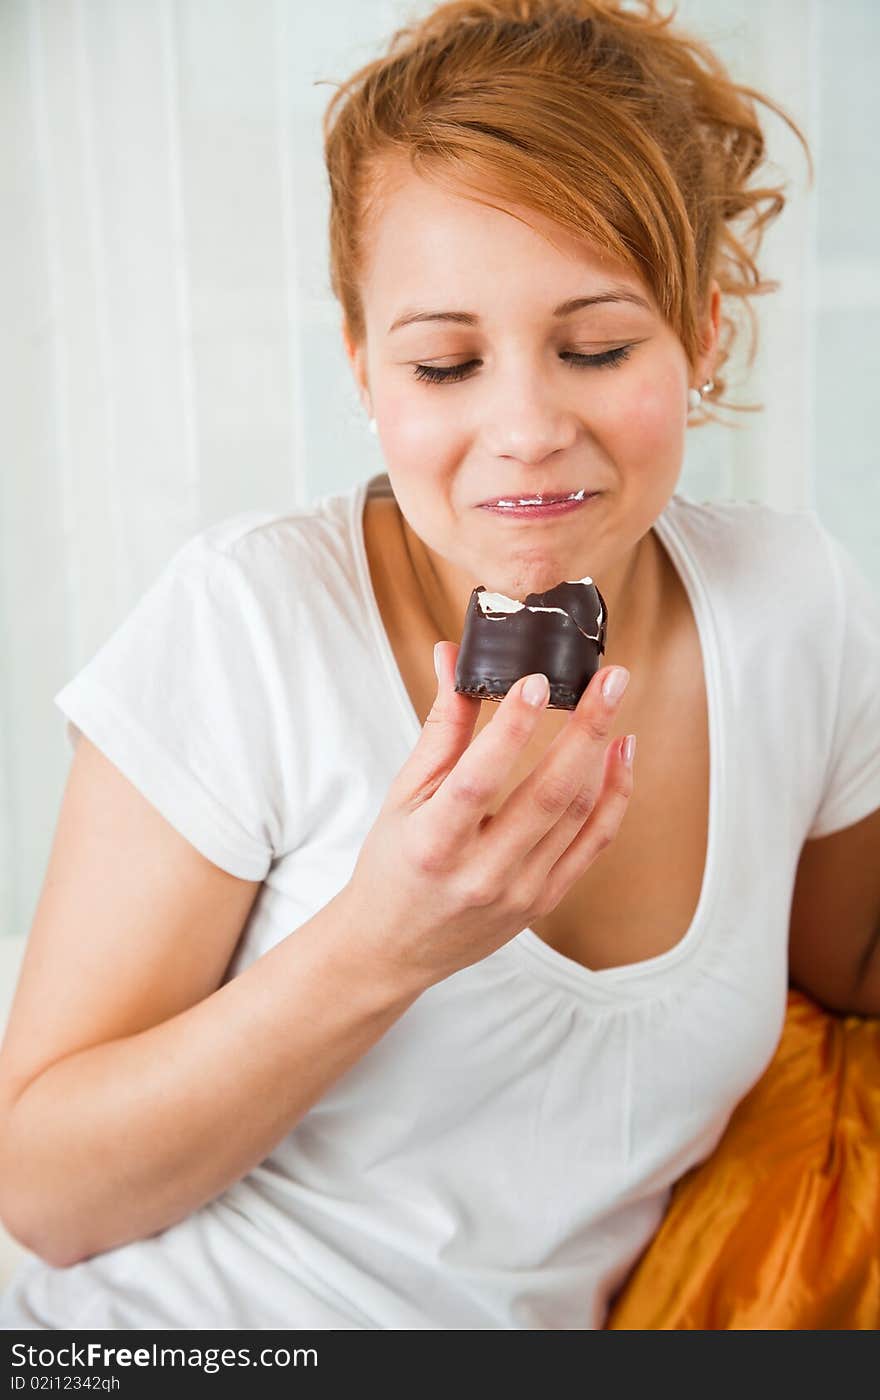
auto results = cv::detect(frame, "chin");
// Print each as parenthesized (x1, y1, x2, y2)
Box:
(483, 566, 577, 598)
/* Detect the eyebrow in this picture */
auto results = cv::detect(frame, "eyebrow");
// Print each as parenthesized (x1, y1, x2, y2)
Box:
(388, 289, 652, 334)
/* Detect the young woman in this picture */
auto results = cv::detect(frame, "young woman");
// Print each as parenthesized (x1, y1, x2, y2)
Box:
(1, 0, 878, 1331)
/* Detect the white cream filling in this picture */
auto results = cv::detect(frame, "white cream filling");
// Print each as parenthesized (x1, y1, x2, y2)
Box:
(475, 579, 604, 643)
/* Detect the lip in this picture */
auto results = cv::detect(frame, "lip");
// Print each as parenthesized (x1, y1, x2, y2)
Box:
(478, 492, 601, 518)
(478, 488, 597, 507)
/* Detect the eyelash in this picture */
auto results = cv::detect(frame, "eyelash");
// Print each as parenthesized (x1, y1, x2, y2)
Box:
(411, 344, 634, 384)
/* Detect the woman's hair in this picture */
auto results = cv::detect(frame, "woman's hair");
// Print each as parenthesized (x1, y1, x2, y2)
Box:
(319, 0, 812, 424)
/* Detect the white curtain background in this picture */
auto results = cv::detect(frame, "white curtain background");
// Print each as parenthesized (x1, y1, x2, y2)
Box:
(1, 0, 878, 943)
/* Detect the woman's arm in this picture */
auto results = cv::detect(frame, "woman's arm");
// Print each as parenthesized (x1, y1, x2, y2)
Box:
(0, 740, 426, 1269)
(0, 887, 420, 1269)
(788, 805, 880, 1016)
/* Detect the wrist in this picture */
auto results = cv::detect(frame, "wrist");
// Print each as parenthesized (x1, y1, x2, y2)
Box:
(324, 883, 434, 1009)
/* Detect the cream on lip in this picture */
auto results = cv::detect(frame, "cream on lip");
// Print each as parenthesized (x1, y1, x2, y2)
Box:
(481, 488, 593, 508)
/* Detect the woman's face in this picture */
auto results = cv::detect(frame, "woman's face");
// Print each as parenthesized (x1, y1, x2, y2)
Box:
(346, 167, 719, 625)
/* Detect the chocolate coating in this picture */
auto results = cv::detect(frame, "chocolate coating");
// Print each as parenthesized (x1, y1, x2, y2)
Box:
(454, 577, 608, 711)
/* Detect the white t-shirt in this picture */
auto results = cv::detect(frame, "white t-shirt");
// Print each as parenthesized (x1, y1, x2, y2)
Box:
(3, 471, 879, 1331)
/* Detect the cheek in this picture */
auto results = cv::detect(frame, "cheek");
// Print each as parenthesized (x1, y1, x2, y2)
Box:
(375, 386, 461, 464)
(371, 391, 455, 529)
(609, 363, 686, 464)
(377, 389, 444, 453)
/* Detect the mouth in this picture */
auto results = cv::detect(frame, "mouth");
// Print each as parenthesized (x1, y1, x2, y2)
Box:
(477, 489, 602, 518)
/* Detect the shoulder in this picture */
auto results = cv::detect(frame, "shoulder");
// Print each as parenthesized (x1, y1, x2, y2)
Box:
(663, 493, 843, 620)
(166, 487, 361, 604)
(665, 492, 829, 563)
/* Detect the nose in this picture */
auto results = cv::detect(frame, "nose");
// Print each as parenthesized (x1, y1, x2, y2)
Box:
(479, 358, 580, 464)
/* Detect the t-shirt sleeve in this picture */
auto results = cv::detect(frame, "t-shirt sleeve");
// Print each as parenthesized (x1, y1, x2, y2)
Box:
(54, 535, 287, 880)
(805, 521, 880, 839)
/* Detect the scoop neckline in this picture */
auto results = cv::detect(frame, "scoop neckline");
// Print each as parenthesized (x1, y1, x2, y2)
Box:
(349, 471, 727, 1006)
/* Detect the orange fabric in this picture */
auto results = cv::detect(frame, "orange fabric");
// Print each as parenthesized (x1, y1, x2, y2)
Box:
(605, 988, 880, 1329)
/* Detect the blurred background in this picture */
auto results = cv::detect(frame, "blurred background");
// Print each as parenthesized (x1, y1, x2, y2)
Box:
(1, 0, 878, 962)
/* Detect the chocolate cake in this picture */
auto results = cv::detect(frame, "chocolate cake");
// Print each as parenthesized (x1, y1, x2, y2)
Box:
(453, 576, 608, 711)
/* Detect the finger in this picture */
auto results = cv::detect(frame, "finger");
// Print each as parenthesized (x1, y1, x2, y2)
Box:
(536, 733, 636, 908)
(421, 664, 553, 849)
(479, 664, 630, 867)
(387, 641, 481, 810)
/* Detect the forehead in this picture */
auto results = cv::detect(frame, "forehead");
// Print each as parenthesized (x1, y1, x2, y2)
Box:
(360, 165, 656, 319)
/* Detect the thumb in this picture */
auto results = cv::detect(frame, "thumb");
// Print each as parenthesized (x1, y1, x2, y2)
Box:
(431, 640, 479, 725)
(390, 640, 481, 808)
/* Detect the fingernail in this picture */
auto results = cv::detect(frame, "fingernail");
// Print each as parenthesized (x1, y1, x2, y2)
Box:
(602, 666, 630, 706)
(522, 673, 549, 708)
(622, 734, 637, 766)
(433, 642, 442, 685)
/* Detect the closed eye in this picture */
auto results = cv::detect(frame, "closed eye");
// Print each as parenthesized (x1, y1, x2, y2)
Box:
(411, 344, 634, 385)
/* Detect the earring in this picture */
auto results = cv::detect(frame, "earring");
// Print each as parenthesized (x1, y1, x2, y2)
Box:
(368, 417, 378, 436)
(688, 379, 715, 412)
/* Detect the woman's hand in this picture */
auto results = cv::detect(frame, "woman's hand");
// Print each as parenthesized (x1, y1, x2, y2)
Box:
(344, 641, 635, 990)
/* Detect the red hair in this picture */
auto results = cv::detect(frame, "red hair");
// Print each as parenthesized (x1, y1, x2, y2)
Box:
(320, 0, 812, 424)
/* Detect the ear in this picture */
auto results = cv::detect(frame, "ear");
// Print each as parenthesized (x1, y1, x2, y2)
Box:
(343, 324, 371, 414)
(698, 280, 722, 382)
